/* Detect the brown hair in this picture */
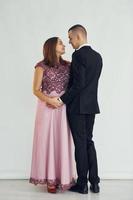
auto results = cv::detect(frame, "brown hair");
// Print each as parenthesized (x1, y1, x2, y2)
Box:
(43, 37, 67, 67)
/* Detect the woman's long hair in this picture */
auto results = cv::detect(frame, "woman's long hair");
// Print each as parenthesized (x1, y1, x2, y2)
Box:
(43, 37, 67, 67)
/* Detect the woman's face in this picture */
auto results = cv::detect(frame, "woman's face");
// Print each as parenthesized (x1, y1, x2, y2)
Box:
(56, 38, 65, 55)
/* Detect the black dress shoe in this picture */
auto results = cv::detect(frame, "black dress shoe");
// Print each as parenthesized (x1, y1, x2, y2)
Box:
(69, 183, 88, 194)
(90, 183, 100, 193)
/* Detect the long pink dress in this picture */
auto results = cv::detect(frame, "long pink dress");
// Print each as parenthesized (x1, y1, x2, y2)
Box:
(29, 60, 76, 191)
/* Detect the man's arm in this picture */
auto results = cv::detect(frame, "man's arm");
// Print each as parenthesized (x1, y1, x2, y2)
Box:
(60, 53, 87, 104)
(60, 51, 103, 105)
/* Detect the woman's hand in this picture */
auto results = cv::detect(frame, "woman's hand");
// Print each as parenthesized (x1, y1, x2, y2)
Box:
(46, 103, 56, 109)
(46, 97, 63, 108)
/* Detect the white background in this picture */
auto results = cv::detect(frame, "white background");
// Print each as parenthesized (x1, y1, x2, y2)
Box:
(0, 0, 132, 179)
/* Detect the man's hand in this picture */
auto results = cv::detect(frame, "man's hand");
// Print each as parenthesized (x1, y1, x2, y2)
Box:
(46, 97, 63, 108)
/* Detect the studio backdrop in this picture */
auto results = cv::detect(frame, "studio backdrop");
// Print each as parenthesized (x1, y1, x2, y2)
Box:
(0, 0, 132, 179)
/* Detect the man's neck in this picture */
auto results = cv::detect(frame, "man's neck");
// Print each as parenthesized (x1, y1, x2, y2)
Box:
(76, 42, 89, 50)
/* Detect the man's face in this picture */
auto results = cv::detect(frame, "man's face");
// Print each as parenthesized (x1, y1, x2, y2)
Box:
(68, 31, 80, 49)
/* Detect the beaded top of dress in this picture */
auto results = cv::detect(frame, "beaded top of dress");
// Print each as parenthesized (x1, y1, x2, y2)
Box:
(34, 60, 71, 94)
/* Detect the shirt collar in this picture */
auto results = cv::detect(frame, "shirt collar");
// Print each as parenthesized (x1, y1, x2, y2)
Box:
(76, 43, 90, 51)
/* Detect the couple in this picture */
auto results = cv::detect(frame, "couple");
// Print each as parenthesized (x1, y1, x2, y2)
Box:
(29, 24, 103, 194)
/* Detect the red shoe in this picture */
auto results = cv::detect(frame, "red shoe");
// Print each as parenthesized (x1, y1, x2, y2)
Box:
(47, 184, 56, 193)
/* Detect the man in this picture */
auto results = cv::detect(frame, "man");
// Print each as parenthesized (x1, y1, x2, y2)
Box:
(49, 24, 102, 194)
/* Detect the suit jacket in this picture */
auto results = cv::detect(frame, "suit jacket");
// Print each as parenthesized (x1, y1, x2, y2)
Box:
(60, 46, 103, 114)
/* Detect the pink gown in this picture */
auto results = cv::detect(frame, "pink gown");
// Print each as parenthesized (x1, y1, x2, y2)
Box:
(29, 60, 76, 191)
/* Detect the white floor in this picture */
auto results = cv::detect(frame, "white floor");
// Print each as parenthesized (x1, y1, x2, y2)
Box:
(0, 180, 132, 200)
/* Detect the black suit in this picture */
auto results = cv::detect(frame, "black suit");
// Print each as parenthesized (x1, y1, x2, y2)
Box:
(60, 46, 102, 186)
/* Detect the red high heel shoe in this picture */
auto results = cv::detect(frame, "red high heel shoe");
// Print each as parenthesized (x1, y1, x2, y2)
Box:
(47, 184, 57, 193)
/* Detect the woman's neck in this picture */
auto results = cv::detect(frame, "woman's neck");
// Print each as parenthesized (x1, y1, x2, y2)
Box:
(56, 55, 60, 64)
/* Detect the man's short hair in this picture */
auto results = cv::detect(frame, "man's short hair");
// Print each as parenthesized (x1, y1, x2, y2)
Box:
(68, 24, 87, 37)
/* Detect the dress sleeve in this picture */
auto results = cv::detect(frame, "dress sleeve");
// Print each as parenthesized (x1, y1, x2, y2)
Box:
(34, 61, 45, 69)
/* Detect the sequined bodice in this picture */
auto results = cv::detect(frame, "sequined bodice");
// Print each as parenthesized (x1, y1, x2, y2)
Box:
(35, 61, 71, 94)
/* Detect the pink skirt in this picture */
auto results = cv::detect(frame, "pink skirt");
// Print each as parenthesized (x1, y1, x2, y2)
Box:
(29, 91, 76, 191)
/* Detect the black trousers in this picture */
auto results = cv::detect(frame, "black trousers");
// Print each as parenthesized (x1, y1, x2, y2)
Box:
(67, 109, 100, 186)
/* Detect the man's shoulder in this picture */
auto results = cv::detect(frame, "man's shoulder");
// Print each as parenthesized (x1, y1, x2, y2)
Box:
(72, 46, 102, 61)
(73, 46, 93, 60)
(74, 46, 96, 57)
(81, 46, 101, 56)
(72, 47, 102, 67)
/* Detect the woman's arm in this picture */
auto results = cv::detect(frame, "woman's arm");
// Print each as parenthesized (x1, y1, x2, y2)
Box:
(33, 66, 50, 103)
(33, 66, 61, 108)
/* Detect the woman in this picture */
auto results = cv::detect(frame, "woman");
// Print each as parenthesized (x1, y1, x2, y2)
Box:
(29, 37, 76, 193)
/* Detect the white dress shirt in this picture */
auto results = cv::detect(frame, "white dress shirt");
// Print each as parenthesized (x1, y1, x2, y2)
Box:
(76, 43, 90, 51)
